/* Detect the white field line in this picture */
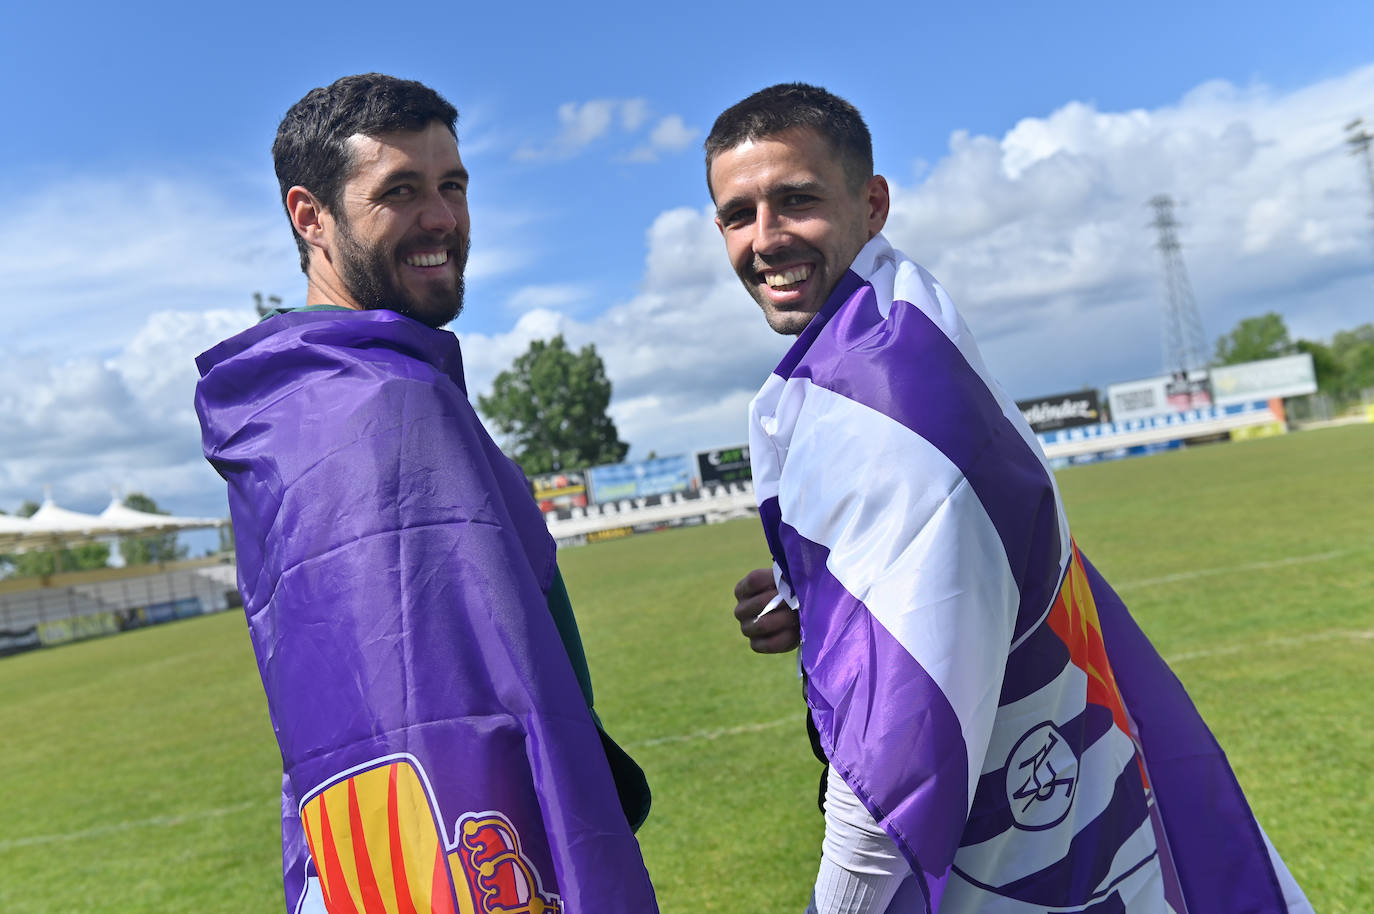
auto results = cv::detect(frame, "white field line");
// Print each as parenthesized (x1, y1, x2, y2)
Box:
(1163, 628, 1374, 664)
(1112, 550, 1348, 590)
(627, 715, 795, 749)
(0, 798, 262, 852)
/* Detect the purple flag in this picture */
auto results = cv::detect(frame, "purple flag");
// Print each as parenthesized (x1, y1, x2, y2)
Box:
(196, 310, 657, 914)
(750, 235, 1311, 912)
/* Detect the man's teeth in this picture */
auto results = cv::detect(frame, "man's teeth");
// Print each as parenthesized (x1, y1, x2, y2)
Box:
(405, 251, 448, 267)
(764, 266, 811, 288)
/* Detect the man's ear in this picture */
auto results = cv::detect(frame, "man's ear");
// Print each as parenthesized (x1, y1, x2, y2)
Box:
(286, 186, 330, 253)
(865, 175, 891, 238)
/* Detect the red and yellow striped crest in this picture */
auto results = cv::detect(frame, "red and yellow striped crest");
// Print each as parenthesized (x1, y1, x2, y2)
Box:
(301, 759, 459, 914)
(300, 757, 562, 914)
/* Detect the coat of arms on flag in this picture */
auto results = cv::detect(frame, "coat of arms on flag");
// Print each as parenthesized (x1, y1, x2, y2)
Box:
(298, 754, 561, 914)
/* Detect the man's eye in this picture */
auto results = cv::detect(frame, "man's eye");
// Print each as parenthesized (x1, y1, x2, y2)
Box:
(784, 194, 816, 207)
(385, 185, 414, 198)
(441, 181, 467, 194)
(724, 209, 753, 226)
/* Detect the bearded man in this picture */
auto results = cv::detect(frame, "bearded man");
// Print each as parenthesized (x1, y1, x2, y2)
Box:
(196, 73, 656, 914)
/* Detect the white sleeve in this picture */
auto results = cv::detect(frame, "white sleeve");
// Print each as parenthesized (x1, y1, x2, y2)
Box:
(806, 766, 913, 914)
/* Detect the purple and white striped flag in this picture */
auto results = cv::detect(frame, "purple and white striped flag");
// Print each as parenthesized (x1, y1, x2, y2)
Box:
(750, 234, 1312, 913)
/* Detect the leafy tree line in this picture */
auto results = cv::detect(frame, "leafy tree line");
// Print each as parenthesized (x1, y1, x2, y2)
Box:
(0, 493, 188, 579)
(1214, 312, 1374, 401)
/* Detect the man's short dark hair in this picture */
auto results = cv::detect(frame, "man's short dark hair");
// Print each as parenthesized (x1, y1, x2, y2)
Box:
(704, 83, 873, 199)
(273, 73, 459, 272)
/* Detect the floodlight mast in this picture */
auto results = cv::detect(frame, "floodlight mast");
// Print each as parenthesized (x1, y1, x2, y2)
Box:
(1345, 118, 1374, 264)
(1149, 194, 1208, 375)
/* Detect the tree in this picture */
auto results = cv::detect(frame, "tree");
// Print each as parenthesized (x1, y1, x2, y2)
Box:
(9, 542, 110, 578)
(1330, 323, 1374, 395)
(253, 291, 283, 317)
(478, 335, 628, 474)
(1214, 312, 1293, 365)
(1292, 339, 1345, 396)
(119, 492, 189, 566)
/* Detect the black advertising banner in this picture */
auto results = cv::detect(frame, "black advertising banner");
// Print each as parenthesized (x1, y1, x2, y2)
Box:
(0, 627, 41, 657)
(695, 445, 752, 486)
(1016, 391, 1102, 433)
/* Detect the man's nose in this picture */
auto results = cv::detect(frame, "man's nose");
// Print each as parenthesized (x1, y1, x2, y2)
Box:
(418, 192, 462, 234)
(752, 205, 790, 255)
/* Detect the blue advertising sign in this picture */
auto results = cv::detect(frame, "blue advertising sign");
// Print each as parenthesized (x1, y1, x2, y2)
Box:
(587, 454, 697, 503)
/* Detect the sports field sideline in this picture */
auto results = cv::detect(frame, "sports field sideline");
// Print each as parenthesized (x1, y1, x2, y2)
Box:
(1, 424, 1369, 912)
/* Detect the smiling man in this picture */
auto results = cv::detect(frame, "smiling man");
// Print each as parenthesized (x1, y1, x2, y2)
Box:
(709, 83, 1312, 914)
(280, 112, 470, 327)
(195, 74, 656, 914)
(711, 116, 887, 335)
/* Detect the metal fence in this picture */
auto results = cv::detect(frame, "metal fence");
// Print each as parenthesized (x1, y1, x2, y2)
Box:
(0, 563, 240, 656)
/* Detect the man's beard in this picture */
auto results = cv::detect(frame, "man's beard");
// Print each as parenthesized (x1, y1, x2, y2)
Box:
(334, 217, 468, 329)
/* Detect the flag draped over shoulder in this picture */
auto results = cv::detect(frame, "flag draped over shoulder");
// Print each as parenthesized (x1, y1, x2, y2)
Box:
(196, 310, 656, 914)
(749, 234, 1311, 913)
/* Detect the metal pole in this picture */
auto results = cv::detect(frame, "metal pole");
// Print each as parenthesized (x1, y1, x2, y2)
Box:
(1345, 118, 1374, 264)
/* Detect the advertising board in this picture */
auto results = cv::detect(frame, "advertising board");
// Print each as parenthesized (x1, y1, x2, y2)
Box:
(1165, 372, 1213, 412)
(587, 454, 697, 504)
(1016, 391, 1102, 433)
(1106, 375, 1171, 422)
(530, 470, 588, 513)
(1209, 353, 1317, 405)
(695, 445, 752, 486)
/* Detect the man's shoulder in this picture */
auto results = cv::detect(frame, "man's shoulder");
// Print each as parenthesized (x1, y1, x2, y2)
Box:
(199, 306, 462, 387)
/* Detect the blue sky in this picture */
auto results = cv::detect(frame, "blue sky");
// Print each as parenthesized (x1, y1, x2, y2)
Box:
(2, 0, 1373, 525)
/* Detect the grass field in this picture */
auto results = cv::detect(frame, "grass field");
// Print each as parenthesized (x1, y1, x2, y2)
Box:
(1, 423, 1370, 912)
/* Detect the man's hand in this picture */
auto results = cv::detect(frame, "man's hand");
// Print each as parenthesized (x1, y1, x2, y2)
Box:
(732, 567, 800, 654)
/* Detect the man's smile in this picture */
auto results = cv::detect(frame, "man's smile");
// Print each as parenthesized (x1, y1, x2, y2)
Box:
(762, 264, 812, 291)
(404, 249, 450, 268)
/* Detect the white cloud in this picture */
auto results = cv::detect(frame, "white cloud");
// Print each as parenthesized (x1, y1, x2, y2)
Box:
(620, 98, 651, 132)
(0, 309, 255, 518)
(881, 64, 1374, 397)
(466, 245, 529, 282)
(0, 175, 297, 358)
(505, 283, 592, 313)
(517, 100, 699, 163)
(626, 115, 701, 163)
(515, 98, 652, 161)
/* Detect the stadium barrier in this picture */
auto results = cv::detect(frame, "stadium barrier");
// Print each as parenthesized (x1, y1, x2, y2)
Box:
(1038, 399, 1282, 465)
(0, 560, 239, 657)
(545, 481, 757, 548)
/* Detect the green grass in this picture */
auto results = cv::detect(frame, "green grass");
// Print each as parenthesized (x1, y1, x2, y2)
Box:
(1, 424, 1369, 911)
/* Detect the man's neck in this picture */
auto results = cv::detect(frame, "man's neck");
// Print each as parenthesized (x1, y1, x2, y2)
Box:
(305, 264, 362, 310)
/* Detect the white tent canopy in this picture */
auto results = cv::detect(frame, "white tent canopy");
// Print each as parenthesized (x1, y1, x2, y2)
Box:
(0, 497, 226, 552)
(98, 499, 224, 533)
(28, 501, 107, 532)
